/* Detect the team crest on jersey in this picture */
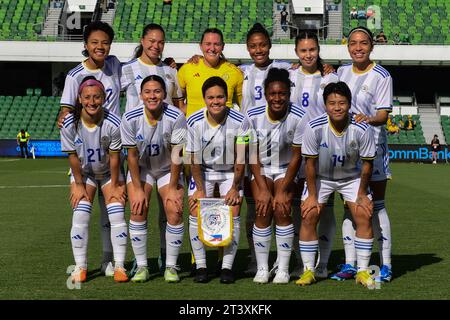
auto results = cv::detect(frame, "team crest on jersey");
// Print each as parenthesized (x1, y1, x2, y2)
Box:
(101, 136, 111, 147)
(286, 130, 294, 141)
(349, 140, 358, 150)
(166, 74, 173, 81)
(320, 83, 327, 89)
(163, 132, 171, 143)
(221, 73, 230, 81)
(361, 85, 369, 93)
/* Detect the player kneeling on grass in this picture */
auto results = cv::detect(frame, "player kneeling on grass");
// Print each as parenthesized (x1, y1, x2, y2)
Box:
(121, 75, 186, 283)
(247, 68, 307, 284)
(298, 82, 376, 288)
(61, 77, 128, 283)
(187, 76, 248, 284)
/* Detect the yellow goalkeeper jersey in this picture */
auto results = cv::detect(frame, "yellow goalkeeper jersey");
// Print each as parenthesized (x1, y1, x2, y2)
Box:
(178, 58, 243, 117)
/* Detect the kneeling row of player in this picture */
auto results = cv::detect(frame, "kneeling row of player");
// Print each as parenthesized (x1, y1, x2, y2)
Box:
(61, 69, 376, 287)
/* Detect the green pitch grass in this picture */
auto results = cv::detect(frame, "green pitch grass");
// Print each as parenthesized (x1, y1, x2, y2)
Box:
(0, 158, 449, 300)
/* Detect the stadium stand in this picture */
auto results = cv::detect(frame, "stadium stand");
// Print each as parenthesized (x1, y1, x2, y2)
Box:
(0, 94, 60, 139)
(112, 0, 274, 43)
(342, 0, 450, 44)
(387, 114, 425, 144)
(441, 115, 450, 144)
(0, 0, 47, 41)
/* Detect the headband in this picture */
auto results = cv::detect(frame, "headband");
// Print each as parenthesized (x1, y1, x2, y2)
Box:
(348, 27, 373, 42)
(78, 79, 105, 95)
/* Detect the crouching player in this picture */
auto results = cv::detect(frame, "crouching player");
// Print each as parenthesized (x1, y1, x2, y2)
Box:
(187, 76, 248, 284)
(297, 82, 376, 288)
(121, 75, 186, 283)
(61, 77, 128, 283)
(248, 68, 307, 284)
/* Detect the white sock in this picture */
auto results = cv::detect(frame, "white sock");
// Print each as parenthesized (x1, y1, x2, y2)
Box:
(292, 199, 303, 268)
(107, 203, 127, 268)
(98, 191, 113, 263)
(245, 197, 256, 263)
(129, 220, 148, 267)
(222, 217, 241, 270)
(373, 200, 392, 268)
(71, 201, 92, 269)
(300, 240, 318, 272)
(166, 222, 184, 268)
(275, 224, 294, 272)
(253, 225, 272, 271)
(317, 199, 335, 268)
(157, 192, 167, 257)
(189, 216, 206, 268)
(355, 237, 373, 271)
(342, 208, 356, 266)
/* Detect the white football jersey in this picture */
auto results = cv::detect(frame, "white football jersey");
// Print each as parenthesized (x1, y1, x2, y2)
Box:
(239, 60, 291, 113)
(290, 67, 338, 121)
(301, 114, 376, 181)
(247, 103, 307, 174)
(121, 58, 183, 112)
(60, 110, 122, 179)
(338, 63, 393, 145)
(120, 103, 186, 178)
(60, 55, 122, 116)
(186, 107, 250, 180)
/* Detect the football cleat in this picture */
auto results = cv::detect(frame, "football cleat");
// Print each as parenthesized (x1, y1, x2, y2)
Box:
(131, 267, 150, 283)
(315, 265, 328, 279)
(244, 260, 257, 276)
(101, 261, 114, 277)
(220, 268, 235, 284)
(330, 264, 357, 281)
(356, 270, 376, 288)
(253, 267, 270, 284)
(269, 260, 279, 278)
(272, 270, 290, 284)
(379, 265, 393, 282)
(164, 266, 180, 283)
(70, 266, 87, 283)
(295, 269, 316, 286)
(194, 268, 208, 283)
(114, 267, 129, 283)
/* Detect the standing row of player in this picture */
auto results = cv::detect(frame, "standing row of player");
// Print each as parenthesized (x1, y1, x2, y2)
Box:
(59, 21, 393, 286)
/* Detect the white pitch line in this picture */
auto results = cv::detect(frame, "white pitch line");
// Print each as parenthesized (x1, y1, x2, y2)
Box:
(0, 185, 68, 189)
(0, 159, 20, 162)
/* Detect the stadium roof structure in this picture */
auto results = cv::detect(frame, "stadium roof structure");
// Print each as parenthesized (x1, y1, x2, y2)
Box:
(1, 41, 450, 66)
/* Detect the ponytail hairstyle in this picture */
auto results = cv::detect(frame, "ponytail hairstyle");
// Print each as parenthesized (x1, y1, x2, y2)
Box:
(200, 27, 226, 60)
(246, 22, 272, 48)
(74, 76, 106, 130)
(140, 74, 167, 100)
(295, 31, 324, 76)
(82, 21, 114, 57)
(133, 23, 166, 59)
(348, 25, 374, 49)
